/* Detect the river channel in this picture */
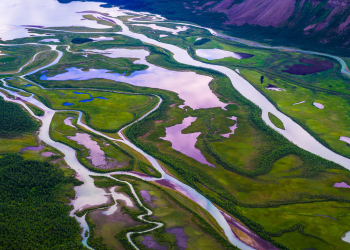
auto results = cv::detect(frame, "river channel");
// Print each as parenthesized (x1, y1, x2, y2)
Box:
(1, 2, 350, 250)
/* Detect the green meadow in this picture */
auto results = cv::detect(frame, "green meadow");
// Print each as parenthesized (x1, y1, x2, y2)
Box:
(7, 78, 158, 133)
(0, 44, 50, 74)
(2, 25, 350, 249)
(240, 201, 350, 249)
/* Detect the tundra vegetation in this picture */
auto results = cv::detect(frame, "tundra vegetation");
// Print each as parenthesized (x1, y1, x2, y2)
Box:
(2, 15, 350, 250)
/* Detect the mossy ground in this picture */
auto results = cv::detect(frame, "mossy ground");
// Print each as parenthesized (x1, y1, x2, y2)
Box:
(3, 25, 350, 250)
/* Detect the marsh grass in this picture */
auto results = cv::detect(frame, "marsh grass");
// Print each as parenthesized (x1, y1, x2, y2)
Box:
(49, 112, 133, 173)
(268, 112, 285, 130)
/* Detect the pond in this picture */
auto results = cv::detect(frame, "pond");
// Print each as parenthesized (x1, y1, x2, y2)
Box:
(313, 102, 324, 109)
(196, 48, 254, 60)
(282, 58, 334, 75)
(160, 117, 215, 167)
(40, 38, 60, 43)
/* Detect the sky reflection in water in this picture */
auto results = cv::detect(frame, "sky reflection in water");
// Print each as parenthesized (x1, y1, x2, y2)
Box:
(41, 48, 227, 110)
(161, 117, 215, 167)
(68, 133, 108, 167)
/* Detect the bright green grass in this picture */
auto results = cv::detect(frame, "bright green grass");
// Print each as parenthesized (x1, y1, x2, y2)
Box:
(240, 201, 350, 249)
(188, 152, 350, 204)
(240, 68, 350, 158)
(274, 231, 331, 250)
(8, 78, 157, 132)
(26, 103, 45, 116)
(268, 112, 285, 130)
(191, 37, 280, 68)
(145, 97, 350, 205)
(0, 135, 37, 154)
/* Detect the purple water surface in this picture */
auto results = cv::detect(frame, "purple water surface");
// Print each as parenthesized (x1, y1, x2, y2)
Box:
(334, 182, 350, 188)
(221, 116, 237, 138)
(41, 152, 56, 157)
(140, 190, 157, 208)
(64, 117, 76, 128)
(40, 48, 227, 110)
(21, 145, 44, 152)
(340, 136, 350, 144)
(68, 133, 108, 167)
(313, 102, 324, 109)
(161, 117, 215, 167)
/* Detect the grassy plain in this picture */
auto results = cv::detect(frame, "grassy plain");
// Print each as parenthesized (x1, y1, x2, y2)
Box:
(0, 45, 40, 73)
(240, 68, 350, 158)
(241, 201, 350, 249)
(4, 26, 350, 249)
(41, 43, 147, 77)
(179, 29, 350, 159)
(7, 78, 157, 132)
(20, 50, 58, 75)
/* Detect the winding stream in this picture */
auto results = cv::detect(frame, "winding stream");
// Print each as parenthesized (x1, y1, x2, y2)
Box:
(2, 4, 350, 250)
(0, 45, 255, 249)
(107, 13, 350, 168)
(130, 17, 350, 78)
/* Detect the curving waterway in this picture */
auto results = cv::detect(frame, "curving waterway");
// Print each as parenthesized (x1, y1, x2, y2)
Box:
(0, 45, 256, 249)
(2, 3, 350, 250)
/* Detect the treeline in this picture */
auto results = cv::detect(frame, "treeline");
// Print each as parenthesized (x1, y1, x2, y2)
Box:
(0, 96, 40, 137)
(0, 154, 84, 249)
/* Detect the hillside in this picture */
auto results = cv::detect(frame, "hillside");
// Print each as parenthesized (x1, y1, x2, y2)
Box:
(60, 0, 350, 55)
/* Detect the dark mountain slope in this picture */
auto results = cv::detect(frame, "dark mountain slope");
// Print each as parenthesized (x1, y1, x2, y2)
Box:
(60, 0, 350, 55)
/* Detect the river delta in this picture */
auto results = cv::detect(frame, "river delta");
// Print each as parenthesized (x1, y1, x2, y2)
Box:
(1, 1, 350, 250)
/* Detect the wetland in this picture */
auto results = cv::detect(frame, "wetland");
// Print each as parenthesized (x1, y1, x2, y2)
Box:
(1, 1, 350, 250)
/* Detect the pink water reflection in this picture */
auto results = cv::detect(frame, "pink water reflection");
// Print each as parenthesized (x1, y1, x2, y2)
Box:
(334, 182, 350, 188)
(68, 133, 108, 167)
(44, 48, 227, 110)
(64, 117, 76, 128)
(161, 117, 215, 167)
(221, 116, 237, 138)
